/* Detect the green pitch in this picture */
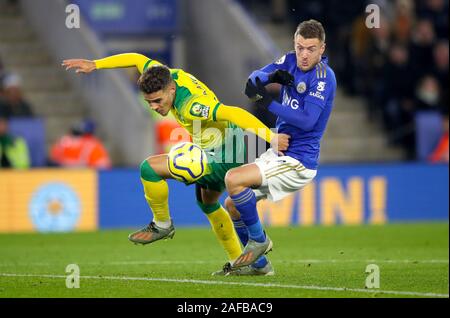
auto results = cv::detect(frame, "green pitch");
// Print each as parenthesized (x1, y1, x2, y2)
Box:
(0, 223, 448, 298)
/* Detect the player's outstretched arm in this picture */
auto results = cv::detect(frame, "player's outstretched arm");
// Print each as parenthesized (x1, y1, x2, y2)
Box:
(62, 59, 96, 74)
(216, 105, 290, 154)
(62, 53, 152, 74)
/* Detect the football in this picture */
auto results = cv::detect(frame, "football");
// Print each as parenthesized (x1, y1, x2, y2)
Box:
(167, 142, 208, 183)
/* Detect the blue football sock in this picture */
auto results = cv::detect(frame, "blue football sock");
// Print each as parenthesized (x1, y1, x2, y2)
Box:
(252, 256, 269, 269)
(230, 188, 266, 243)
(232, 219, 249, 246)
(233, 218, 268, 268)
(247, 221, 266, 243)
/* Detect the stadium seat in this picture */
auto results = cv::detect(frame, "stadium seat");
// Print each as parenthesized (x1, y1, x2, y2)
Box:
(9, 117, 47, 167)
(415, 111, 443, 161)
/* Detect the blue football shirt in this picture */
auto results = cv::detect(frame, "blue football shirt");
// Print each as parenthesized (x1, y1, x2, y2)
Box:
(260, 52, 337, 169)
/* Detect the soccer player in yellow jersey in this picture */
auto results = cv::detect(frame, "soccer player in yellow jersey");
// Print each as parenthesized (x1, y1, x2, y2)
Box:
(62, 53, 289, 275)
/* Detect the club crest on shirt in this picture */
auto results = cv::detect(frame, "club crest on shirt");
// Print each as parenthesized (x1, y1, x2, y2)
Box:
(296, 81, 307, 94)
(190, 103, 210, 118)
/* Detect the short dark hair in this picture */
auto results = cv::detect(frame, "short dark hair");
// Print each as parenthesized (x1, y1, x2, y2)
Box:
(295, 19, 326, 43)
(138, 65, 172, 94)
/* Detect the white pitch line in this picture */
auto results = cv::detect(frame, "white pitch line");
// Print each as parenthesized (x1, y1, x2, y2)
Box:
(0, 259, 448, 267)
(108, 259, 450, 265)
(0, 273, 448, 298)
(284, 259, 450, 264)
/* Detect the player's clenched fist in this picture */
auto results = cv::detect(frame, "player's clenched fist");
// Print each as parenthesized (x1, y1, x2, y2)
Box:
(62, 59, 96, 74)
(271, 133, 290, 155)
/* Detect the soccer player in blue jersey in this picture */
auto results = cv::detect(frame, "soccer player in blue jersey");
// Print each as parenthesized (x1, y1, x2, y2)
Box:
(220, 19, 337, 273)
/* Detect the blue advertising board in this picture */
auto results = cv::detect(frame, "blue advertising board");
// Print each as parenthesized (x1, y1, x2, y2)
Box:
(99, 169, 207, 228)
(98, 163, 449, 228)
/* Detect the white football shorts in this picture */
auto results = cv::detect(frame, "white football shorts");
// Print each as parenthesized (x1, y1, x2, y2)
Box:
(253, 149, 317, 202)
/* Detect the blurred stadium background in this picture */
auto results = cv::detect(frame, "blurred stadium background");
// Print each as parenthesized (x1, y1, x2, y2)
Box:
(0, 0, 448, 298)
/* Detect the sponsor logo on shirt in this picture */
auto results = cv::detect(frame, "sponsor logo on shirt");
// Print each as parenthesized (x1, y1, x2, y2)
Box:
(317, 81, 326, 92)
(309, 91, 325, 101)
(282, 91, 300, 110)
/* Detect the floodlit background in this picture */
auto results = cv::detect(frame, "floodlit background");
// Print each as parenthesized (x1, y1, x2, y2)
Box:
(0, 0, 448, 298)
(0, 0, 447, 229)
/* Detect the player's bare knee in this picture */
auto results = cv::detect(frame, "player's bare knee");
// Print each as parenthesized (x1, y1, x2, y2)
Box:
(147, 155, 162, 168)
(224, 196, 241, 220)
(224, 196, 233, 210)
(145, 154, 171, 179)
(225, 169, 241, 191)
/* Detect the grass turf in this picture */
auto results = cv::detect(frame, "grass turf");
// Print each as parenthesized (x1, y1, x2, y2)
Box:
(0, 222, 448, 298)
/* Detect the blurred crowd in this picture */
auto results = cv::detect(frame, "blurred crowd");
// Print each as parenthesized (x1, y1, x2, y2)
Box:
(1, 0, 448, 169)
(240, 0, 448, 162)
(0, 55, 111, 169)
(0, 57, 33, 169)
(341, 0, 448, 160)
(0, 61, 34, 118)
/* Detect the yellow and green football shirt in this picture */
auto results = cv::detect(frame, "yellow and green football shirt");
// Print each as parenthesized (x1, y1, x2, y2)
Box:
(95, 53, 273, 191)
(142, 59, 246, 191)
